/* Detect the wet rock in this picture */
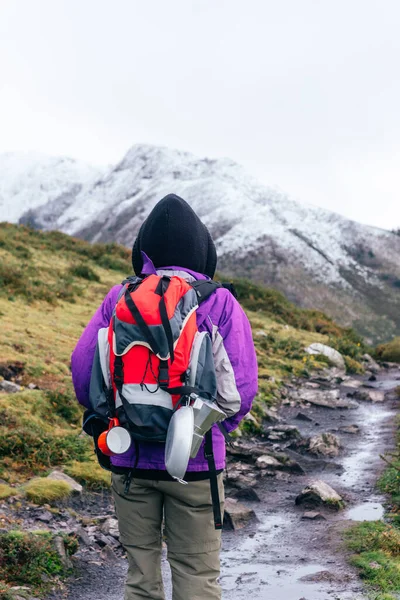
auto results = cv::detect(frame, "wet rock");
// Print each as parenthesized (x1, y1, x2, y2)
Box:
(227, 441, 254, 459)
(368, 374, 377, 381)
(94, 532, 119, 548)
(75, 526, 92, 546)
(100, 517, 119, 539)
(35, 510, 53, 523)
(355, 389, 385, 403)
(301, 511, 327, 521)
(0, 380, 21, 393)
(256, 455, 281, 469)
(339, 424, 360, 435)
(53, 536, 73, 570)
(362, 354, 381, 373)
(260, 407, 281, 424)
(295, 412, 313, 422)
(342, 378, 363, 389)
(223, 498, 256, 530)
(231, 487, 260, 502)
(308, 433, 341, 457)
(298, 387, 358, 409)
(100, 545, 119, 563)
(305, 343, 345, 370)
(47, 470, 83, 494)
(295, 480, 343, 509)
(264, 425, 301, 441)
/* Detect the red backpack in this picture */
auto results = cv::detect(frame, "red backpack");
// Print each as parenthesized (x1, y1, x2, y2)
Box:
(87, 274, 226, 443)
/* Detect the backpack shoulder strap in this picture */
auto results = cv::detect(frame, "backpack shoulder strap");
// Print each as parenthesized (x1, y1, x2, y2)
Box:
(190, 280, 238, 304)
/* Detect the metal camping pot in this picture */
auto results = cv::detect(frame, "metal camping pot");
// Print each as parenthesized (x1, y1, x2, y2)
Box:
(98, 418, 132, 456)
(190, 397, 226, 458)
(165, 405, 194, 483)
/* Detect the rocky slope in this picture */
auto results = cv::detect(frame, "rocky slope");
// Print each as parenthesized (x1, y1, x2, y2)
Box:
(2, 145, 400, 342)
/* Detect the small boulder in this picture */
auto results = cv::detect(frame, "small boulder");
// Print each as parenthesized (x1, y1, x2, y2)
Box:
(0, 380, 21, 393)
(356, 389, 385, 403)
(339, 424, 360, 435)
(305, 343, 345, 370)
(47, 471, 82, 494)
(298, 388, 358, 410)
(232, 487, 260, 502)
(308, 433, 341, 458)
(295, 480, 343, 509)
(301, 511, 326, 521)
(256, 455, 281, 469)
(53, 536, 73, 570)
(362, 354, 381, 374)
(223, 498, 256, 530)
(100, 517, 119, 539)
(264, 425, 301, 441)
(295, 412, 313, 422)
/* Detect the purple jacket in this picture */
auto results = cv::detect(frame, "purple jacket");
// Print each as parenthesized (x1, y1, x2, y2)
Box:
(71, 266, 258, 471)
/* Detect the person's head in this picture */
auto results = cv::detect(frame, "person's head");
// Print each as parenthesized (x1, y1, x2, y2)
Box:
(131, 194, 217, 278)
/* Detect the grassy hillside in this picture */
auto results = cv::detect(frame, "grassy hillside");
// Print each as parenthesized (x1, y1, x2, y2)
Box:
(0, 223, 367, 485)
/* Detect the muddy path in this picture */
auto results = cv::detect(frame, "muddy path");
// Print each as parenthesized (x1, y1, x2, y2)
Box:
(57, 368, 400, 600)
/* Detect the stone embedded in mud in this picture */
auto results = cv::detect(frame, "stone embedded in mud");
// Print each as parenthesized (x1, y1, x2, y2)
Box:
(342, 378, 363, 389)
(298, 387, 358, 409)
(100, 517, 119, 539)
(295, 480, 343, 509)
(339, 424, 360, 435)
(362, 354, 381, 373)
(256, 455, 282, 469)
(308, 433, 341, 457)
(47, 470, 83, 494)
(355, 388, 385, 403)
(305, 343, 346, 370)
(264, 425, 301, 441)
(232, 487, 261, 502)
(223, 497, 256, 530)
(295, 412, 313, 422)
(301, 511, 326, 520)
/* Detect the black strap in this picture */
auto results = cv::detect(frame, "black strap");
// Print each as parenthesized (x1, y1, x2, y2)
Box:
(124, 289, 162, 357)
(191, 280, 221, 304)
(204, 430, 223, 530)
(113, 355, 145, 429)
(156, 277, 175, 364)
(190, 280, 238, 304)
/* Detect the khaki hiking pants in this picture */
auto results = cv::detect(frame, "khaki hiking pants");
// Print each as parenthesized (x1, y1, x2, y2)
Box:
(112, 473, 224, 600)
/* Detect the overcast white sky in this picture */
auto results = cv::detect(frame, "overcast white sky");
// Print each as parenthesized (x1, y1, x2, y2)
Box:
(0, 0, 399, 230)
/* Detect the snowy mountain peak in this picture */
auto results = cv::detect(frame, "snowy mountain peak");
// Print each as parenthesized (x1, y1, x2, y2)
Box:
(0, 152, 101, 223)
(1, 143, 399, 342)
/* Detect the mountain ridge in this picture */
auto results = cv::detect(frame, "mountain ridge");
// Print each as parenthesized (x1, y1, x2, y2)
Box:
(1, 144, 399, 343)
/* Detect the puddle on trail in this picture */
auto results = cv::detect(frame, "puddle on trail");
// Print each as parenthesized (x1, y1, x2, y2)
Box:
(220, 560, 363, 600)
(346, 501, 384, 521)
(339, 404, 393, 487)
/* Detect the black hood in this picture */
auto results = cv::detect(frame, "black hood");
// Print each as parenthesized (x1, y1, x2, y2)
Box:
(132, 194, 217, 278)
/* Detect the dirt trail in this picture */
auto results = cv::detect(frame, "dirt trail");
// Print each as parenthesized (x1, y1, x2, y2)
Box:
(60, 368, 400, 600)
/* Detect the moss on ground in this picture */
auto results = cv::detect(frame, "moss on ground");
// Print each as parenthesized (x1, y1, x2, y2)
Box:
(375, 337, 400, 363)
(0, 484, 17, 500)
(64, 459, 111, 490)
(23, 478, 73, 504)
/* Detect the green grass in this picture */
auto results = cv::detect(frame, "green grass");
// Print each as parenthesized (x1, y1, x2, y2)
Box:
(23, 478, 73, 504)
(345, 522, 400, 595)
(375, 337, 400, 363)
(0, 484, 18, 500)
(0, 530, 75, 594)
(64, 459, 111, 490)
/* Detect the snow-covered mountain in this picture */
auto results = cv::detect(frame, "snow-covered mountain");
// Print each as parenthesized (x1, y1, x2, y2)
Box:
(0, 152, 101, 223)
(2, 144, 400, 342)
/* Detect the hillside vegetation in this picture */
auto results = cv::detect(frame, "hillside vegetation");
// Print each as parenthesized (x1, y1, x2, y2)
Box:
(0, 222, 368, 486)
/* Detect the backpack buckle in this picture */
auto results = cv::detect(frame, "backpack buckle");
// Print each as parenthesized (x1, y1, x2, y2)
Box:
(158, 361, 169, 388)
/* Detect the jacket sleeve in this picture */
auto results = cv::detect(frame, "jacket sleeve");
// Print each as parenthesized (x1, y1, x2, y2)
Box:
(211, 289, 258, 432)
(71, 285, 121, 408)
